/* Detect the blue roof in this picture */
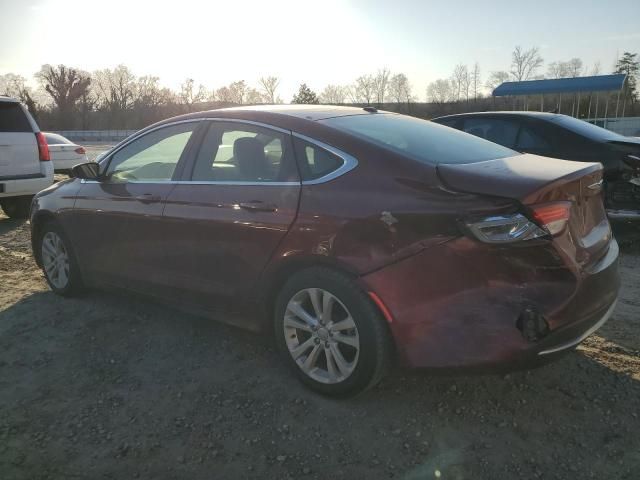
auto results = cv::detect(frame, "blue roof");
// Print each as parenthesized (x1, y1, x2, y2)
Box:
(492, 74, 627, 97)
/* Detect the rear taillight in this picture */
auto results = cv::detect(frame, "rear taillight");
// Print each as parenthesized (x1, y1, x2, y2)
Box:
(529, 202, 571, 236)
(465, 214, 547, 244)
(75, 146, 86, 155)
(464, 202, 571, 244)
(35, 132, 50, 161)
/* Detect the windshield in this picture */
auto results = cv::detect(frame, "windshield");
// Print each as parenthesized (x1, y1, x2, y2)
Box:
(319, 113, 517, 165)
(549, 115, 625, 142)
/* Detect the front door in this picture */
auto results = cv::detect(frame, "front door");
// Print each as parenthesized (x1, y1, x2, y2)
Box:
(162, 120, 300, 318)
(68, 121, 201, 290)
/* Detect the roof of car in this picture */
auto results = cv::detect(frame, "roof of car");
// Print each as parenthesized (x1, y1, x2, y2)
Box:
(195, 104, 380, 121)
(433, 111, 561, 121)
(0, 95, 20, 103)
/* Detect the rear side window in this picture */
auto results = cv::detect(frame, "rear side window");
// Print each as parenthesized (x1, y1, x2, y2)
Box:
(319, 114, 515, 165)
(463, 118, 519, 148)
(0, 102, 32, 132)
(293, 138, 343, 180)
(516, 126, 551, 151)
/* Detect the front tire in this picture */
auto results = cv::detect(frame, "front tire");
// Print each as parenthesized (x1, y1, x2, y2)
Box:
(38, 221, 83, 296)
(0, 196, 32, 219)
(274, 267, 392, 397)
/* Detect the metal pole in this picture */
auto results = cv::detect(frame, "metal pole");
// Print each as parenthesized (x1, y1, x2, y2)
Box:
(576, 92, 581, 118)
(615, 88, 621, 118)
(587, 93, 592, 121)
(541, 94, 544, 111)
(594, 94, 599, 121)
(604, 96, 609, 122)
(558, 93, 562, 113)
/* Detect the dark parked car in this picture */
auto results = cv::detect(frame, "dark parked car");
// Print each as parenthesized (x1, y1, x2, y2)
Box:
(30, 106, 619, 396)
(432, 112, 640, 219)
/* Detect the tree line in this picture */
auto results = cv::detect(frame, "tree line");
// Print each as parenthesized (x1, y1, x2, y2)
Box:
(0, 47, 638, 130)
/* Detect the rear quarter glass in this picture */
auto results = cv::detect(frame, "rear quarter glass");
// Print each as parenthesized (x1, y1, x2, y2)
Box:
(319, 113, 517, 165)
(0, 102, 32, 132)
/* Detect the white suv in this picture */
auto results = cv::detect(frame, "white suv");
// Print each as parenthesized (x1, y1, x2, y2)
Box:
(0, 96, 54, 218)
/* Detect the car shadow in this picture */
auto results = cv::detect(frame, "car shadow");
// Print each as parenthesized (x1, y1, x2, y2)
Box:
(0, 216, 26, 236)
(1, 288, 639, 478)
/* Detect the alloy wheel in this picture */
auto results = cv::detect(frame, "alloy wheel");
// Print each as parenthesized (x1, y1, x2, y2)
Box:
(41, 231, 70, 289)
(283, 288, 360, 384)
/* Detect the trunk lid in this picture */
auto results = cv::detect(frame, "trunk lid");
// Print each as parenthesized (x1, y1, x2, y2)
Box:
(48, 144, 80, 161)
(437, 154, 611, 264)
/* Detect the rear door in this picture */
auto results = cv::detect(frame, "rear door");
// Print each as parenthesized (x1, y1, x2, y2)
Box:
(0, 102, 38, 178)
(161, 120, 300, 317)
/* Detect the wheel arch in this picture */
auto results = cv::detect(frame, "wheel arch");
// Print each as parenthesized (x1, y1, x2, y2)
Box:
(31, 210, 57, 267)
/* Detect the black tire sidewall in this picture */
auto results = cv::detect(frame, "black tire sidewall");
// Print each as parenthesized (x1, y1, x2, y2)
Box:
(274, 267, 390, 397)
(1, 196, 32, 219)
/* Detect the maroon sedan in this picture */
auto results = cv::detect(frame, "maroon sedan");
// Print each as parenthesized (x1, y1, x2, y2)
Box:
(30, 106, 619, 396)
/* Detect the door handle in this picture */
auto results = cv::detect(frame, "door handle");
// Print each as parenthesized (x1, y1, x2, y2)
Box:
(238, 201, 277, 212)
(135, 193, 161, 203)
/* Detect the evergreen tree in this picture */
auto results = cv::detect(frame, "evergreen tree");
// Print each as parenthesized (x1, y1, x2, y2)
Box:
(291, 83, 319, 104)
(614, 52, 639, 102)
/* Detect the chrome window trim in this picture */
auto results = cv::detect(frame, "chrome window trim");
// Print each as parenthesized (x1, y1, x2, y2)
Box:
(292, 132, 359, 185)
(95, 117, 359, 186)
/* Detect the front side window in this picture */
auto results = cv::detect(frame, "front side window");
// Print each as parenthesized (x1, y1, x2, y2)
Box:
(463, 118, 519, 148)
(190, 122, 298, 182)
(319, 114, 515, 165)
(106, 122, 196, 182)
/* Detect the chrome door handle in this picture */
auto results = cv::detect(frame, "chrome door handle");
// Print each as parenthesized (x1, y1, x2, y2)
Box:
(135, 194, 161, 203)
(238, 201, 277, 212)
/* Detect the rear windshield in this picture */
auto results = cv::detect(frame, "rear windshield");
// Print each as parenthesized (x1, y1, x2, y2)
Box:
(319, 113, 516, 165)
(548, 115, 623, 142)
(0, 102, 32, 132)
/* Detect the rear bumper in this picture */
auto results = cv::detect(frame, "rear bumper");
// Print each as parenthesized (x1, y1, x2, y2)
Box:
(0, 163, 54, 198)
(361, 237, 620, 370)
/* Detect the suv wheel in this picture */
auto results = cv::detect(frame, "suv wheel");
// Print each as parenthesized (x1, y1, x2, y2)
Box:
(38, 222, 83, 296)
(0, 196, 32, 219)
(274, 267, 392, 397)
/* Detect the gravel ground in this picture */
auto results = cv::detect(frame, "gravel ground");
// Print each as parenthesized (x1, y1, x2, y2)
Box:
(0, 210, 639, 479)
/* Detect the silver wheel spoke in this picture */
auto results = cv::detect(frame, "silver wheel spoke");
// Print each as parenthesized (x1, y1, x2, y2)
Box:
(308, 288, 323, 321)
(302, 344, 322, 371)
(330, 316, 356, 332)
(284, 315, 312, 332)
(325, 347, 339, 381)
(287, 302, 319, 328)
(290, 336, 315, 360)
(329, 343, 351, 377)
(333, 332, 358, 348)
(322, 291, 334, 323)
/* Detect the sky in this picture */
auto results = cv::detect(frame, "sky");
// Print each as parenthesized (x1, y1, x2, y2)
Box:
(1, 0, 639, 100)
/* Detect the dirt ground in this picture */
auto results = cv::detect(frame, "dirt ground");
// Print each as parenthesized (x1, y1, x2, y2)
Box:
(1, 209, 639, 479)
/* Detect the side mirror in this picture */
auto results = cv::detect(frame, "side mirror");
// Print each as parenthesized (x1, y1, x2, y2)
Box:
(71, 162, 100, 180)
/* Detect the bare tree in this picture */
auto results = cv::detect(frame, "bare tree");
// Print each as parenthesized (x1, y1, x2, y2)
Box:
(485, 71, 510, 91)
(258, 76, 280, 103)
(547, 62, 567, 78)
(36, 64, 91, 128)
(567, 58, 583, 77)
(373, 68, 391, 104)
(245, 87, 265, 104)
(93, 65, 136, 114)
(591, 61, 602, 76)
(179, 78, 208, 110)
(388, 73, 411, 104)
(451, 64, 468, 101)
(351, 74, 375, 104)
(427, 79, 454, 103)
(471, 63, 481, 100)
(320, 84, 347, 104)
(510, 46, 544, 81)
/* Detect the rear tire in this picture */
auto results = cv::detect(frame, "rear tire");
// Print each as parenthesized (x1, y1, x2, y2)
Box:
(38, 221, 84, 296)
(274, 267, 392, 397)
(0, 196, 33, 219)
